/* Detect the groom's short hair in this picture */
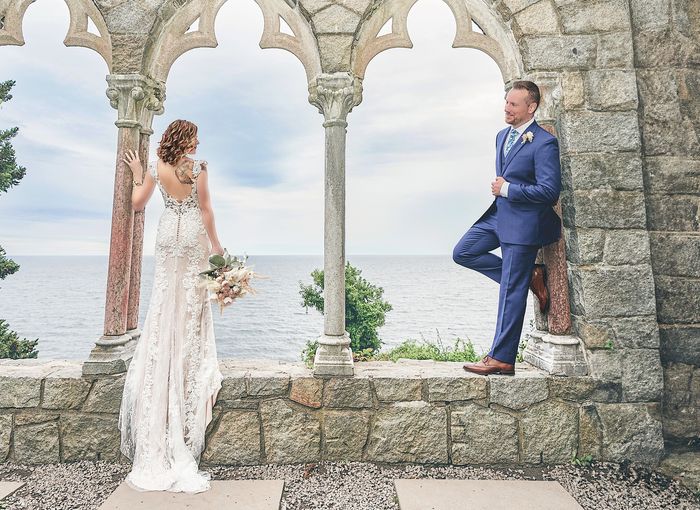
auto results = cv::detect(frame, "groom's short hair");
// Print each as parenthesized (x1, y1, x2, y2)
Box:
(511, 81, 540, 110)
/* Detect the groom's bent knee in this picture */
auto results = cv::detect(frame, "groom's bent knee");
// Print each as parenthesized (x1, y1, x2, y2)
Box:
(453, 247, 477, 268)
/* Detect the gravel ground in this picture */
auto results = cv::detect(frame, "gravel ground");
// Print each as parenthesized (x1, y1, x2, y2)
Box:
(1, 460, 698, 510)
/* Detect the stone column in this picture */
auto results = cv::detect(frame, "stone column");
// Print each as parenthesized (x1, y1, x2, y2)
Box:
(126, 136, 147, 335)
(308, 72, 362, 377)
(83, 74, 165, 376)
(126, 85, 165, 339)
(521, 75, 587, 376)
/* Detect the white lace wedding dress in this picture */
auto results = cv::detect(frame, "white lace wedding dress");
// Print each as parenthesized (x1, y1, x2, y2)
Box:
(118, 159, 223, 493)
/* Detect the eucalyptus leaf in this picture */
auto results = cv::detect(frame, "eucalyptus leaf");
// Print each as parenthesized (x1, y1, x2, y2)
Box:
(209, 254, 226, 267)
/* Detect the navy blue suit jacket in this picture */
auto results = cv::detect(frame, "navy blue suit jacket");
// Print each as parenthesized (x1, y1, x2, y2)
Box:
(477, 120, 562, 246)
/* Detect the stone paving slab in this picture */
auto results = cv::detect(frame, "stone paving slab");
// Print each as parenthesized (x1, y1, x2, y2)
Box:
(394, 479, 583, 510)
(98, 480, 284, 510)
(0, 481, 25, 500)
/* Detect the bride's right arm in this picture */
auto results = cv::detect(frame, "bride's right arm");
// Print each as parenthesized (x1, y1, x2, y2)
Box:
(122, 150, 155, 211)
(132, 171, 155, 211)
(196, 164, 224, 255)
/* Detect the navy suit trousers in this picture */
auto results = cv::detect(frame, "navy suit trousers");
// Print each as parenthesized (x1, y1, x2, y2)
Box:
(452, 209, 539, 365)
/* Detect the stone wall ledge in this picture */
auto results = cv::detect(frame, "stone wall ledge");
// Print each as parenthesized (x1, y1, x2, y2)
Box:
(0, 359, 665, 467)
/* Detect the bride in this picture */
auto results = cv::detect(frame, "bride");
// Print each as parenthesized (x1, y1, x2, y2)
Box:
(118, 119, 224, 493)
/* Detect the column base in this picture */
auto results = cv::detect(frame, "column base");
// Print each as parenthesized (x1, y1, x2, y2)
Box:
(522, 329, 588, 376)
(313, 332, 354, 377)
(82, 329, 140, 376)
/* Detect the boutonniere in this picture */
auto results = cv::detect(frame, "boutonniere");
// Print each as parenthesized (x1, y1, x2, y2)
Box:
(521, 131, 534, 144)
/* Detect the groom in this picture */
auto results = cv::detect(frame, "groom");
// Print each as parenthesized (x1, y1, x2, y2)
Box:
(454, 80, 561, 376)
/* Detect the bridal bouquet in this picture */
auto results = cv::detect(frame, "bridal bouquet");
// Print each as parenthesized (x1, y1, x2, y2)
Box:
(199, 250, 258, 313)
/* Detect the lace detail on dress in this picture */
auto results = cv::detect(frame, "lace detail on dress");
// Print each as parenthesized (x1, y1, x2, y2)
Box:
(118, 158, 223, 493)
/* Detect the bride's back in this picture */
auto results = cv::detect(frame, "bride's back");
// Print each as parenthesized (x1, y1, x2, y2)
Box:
(156, 158, 196, 201)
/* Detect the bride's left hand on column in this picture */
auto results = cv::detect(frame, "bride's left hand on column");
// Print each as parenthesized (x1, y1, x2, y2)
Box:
(122, 150, 143, 182)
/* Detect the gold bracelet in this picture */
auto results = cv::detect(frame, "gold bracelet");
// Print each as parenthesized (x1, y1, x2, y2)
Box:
(132, 168, 145, 187)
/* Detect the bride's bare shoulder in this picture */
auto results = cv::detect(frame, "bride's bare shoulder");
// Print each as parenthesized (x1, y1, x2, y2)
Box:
(193, 160, 208, 178)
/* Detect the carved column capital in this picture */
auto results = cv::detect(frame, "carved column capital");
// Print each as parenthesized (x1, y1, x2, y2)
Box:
(308, 72, 363, 127)
(105, 74, 166, 131)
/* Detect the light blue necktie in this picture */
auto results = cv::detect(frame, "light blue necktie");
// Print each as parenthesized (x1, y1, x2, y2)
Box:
(503, 128, 519, 156)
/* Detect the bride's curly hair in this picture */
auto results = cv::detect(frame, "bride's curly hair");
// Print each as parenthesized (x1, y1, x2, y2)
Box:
(156, 119, 198, 165)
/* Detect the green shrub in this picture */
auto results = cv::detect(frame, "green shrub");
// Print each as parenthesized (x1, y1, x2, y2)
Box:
(373, 333, 483, 362)
(299, 262, 392, 353)
(302, 332, 485, 366)
(301, 339, 318, 367)
(572, 454, 594, 467)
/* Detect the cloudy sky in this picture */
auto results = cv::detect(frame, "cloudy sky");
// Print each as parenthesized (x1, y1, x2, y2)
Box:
(0, 0, 506, 256)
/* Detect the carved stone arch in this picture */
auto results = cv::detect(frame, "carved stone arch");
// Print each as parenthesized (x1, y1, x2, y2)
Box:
(0, 0, 35, 46)
(146, 0, 322, 84)
(0, 0, 112, 69)
(352, 0, 522, 85)
(254, 0, 322, 83)
(146, 0, 227, 83)
(63, 0, 112, 70)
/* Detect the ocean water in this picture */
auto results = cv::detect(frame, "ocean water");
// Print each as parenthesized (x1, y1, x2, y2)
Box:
(0, 255, 533, 361)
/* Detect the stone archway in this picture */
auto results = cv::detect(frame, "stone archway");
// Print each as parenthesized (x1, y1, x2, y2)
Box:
(0, 0, 324, 373)
(84, 0, 325, 375)
(145, 0, 322, 84)
(343, 0, 579, 374)
(0, 0, 656, 381)
(351, 0, 521, 84)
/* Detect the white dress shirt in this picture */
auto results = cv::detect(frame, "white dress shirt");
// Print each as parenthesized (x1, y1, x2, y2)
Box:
(500, 117, 536, 198)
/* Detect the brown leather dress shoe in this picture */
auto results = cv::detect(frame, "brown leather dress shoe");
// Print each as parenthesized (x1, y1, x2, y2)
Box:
(530, 264, 549, 313)
(463, 356, 515, 376)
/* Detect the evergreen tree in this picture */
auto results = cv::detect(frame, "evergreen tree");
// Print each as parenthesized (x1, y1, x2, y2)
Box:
(0, 81, 26, 196)
(0, 320, 38, 359)
(0, 79, 38, 358)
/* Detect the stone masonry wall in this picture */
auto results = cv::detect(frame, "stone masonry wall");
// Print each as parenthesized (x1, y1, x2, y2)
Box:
(0, 359, 664, 466)
(629, 0, 700, 448)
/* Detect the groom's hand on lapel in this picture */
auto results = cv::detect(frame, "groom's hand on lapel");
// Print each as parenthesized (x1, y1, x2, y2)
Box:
(491, 176, 507, 196)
